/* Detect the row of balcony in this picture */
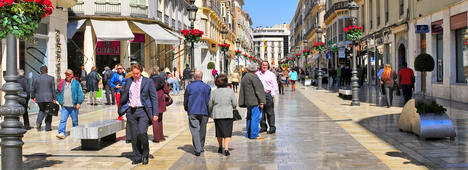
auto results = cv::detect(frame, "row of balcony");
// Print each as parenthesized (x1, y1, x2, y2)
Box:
(202, 0, 221, 17)
(304, 0, 320, 20)
(324, 1, 349, 22)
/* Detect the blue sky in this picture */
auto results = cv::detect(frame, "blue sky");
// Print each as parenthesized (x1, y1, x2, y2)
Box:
(244, 0, 299, 28)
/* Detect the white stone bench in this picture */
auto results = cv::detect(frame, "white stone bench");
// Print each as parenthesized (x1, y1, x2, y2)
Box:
(71, 120, 124, 150)
(338, 88, 352, 100)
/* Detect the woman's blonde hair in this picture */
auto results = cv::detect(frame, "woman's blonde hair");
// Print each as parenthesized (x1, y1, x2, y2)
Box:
(382, 64, 392, 80)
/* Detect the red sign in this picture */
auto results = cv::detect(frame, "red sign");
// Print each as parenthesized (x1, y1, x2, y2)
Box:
(96, 41, 120, 55)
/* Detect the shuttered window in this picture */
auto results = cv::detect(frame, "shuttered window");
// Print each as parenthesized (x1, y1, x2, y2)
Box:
(451, 12, 467, 31)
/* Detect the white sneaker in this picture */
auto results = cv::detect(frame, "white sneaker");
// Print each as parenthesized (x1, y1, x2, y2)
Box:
(56, 133, 65, 139)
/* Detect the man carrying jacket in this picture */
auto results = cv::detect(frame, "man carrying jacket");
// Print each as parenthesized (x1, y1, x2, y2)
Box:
(56, 69, 84, 139)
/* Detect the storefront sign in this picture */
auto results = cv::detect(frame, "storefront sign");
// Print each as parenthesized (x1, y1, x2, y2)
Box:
(415, 25, 430, 33)
(130, 34, 145, 43)
(96, 41, 120, 55)
(326, 51, 332, 59)
(338, 48, 345, 58)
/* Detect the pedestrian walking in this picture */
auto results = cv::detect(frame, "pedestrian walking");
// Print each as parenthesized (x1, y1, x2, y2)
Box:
(183, 70, 211, 156)
(381, 64, 398, 108)
(257, 61, 278, 134)
(377, 66, 385, 95)
(284, 69, 289, 87)
(18, 69, 31, 130)
(56, 69, 84, 139)
(230, 69, 240, 93)
(167, 73, 180, 96)
(160, 67, 167, 81)
(31, 66, 56, 131)
(212, 68, 218, 79)
(289, 68, 298, 92)
(150, 67, 170, 143)
(208, 74, 237, 156)
(183, 64, 192, 89)
(103, 66, 115, 105)
(239, 63, 266, 140)
(110, 64, 126, 107)
(242, 67, 248, 78)
(276, 67, 285, 95)
(336, 66, 342, 88)
(79, 65, 87, 92)
(86, 66, 100, 105)
(118, 64, 158, 165)
(398, 62, 415, 104)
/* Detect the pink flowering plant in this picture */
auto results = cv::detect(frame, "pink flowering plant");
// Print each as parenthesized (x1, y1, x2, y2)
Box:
(181, 29, 204, 43)
(218, 43, 230, 52)
(235, 50, 242, 56)
(344, 25, 363, 41)
(0, 0, 54, 39)
(302, 49, 310, 56)
(313, 42, 326, 52)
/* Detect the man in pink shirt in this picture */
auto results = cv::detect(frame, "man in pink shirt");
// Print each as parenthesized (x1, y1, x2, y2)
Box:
(256, 61, 278, 134)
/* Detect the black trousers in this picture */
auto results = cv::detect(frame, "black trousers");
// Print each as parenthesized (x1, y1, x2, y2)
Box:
(401, 85, 413, 104)
(22, 99, 30, 128)
(260, 93, 275, 131)
(126, 108, 150, 161)
(278, 83, 284, 95)
(105, 84, 115, 104)
(36, 102, 52, 130)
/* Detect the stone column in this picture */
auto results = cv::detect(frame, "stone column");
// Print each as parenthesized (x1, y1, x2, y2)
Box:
(120, 40, 130, 69)
(83, 22, 95, 72)
(267, 41, 272, 62)
(274, 41, 279, 67)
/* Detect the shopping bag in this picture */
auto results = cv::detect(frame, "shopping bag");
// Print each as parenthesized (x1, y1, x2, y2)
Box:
(96, 88, 103, 98)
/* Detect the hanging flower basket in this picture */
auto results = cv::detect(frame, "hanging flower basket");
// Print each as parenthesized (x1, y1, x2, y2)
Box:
(218, 43, 230, 52)
(302, 49, 310, 56)
(235, 50, 242, 56)
(181, 29, 204, 43)
(0, 0, 55, 40)
(313, 42, 326, 52)
(242, 53, 248, 59)
(331, 44, 338, 52)
(344, 25, 363, 41)
(295, 53, 301, 58)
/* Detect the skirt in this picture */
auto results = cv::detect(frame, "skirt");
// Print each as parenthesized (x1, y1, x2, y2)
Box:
(214, 119, 233, 138)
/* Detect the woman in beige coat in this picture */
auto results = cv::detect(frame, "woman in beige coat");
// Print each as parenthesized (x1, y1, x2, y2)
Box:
(230, 69, 240, 93)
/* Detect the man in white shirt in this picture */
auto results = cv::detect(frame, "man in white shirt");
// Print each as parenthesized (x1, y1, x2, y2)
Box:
(256, 61, 278, 134)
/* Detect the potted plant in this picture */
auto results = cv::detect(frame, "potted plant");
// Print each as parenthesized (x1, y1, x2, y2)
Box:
(235, 50, 242, 56)
(218, 43, 230, 52)
(207, 61, 215, 70)
(398, 53, 455, 139)
(181, 29, 204, 43)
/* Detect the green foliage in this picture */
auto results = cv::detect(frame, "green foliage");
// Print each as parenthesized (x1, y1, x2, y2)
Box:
(414, 53, 435, 72)
(416, 101, 447, 114)
(305, 63, 311, 69)
(207, 62, 215, 70)
(0, 2, 49, 40)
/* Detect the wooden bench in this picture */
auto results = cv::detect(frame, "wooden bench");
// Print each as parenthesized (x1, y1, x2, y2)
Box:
(338, 88, 352, 100)
(71, 120, 124, 150)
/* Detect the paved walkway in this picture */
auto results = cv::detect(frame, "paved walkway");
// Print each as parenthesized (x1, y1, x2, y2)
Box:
(136, 88, 388, 169)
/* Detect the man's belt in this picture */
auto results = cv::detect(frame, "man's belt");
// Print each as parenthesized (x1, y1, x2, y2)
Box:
(130, 106, 145, 109)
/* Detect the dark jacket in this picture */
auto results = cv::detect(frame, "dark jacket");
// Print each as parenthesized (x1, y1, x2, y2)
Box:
(86, 70, 100, 92)
(103, 70, 114, 87)
(183, 80, 211, 115)
(118, 76, 159, 119)
(56, 79, 84, 107)
(238, 72, 266, 108)
(151, 74, 170, 113)
(18, 76, 30, 105)
(31, 73, 56, 103)
(109, 72, 126, 93)
(183, 68, 191, 80)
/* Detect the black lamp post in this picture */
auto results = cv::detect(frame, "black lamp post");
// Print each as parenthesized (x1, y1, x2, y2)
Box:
(303, 40, 308, 71)
(0, 34, 27, 169)
(236, 38, 240, 71)
(187, 0, 198, 79)
(221, 27, 228, 74)
(349, 0, 360, 106)
(295, 46, 300, 68)
(317, 27, 323, 90)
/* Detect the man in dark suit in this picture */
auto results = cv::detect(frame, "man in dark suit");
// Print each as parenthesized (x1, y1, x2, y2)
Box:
(31, 66, 56, 131)
(118, 64, 158, 165)
(18, 69, 31, 130)
(103, 66, 115, 105)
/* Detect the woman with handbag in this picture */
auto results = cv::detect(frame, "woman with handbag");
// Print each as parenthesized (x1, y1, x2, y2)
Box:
(150, 67, 170, 142)
(381, 64, 398, 108)
(208, 74, 237, 156)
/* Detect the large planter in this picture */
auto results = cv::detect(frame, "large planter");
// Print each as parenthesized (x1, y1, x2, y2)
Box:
(398, 99, 456, 138)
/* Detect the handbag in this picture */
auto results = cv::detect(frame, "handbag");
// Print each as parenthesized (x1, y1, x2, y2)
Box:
(164, 94, 173, 106)
(45, 102, 60, 116)
(233, 109, 242, 121)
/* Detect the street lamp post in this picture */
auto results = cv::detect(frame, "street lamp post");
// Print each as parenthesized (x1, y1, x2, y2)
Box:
(221, 27, 228, 75)
(303, 40, 308, 73)
(187, 0, 198, 80)
(0, 34, 27, 169)
(236, 38, 240, 71)
(317, 27, 323, 90)
(349, 0, 360, 106)
(295, 46, 300, 68)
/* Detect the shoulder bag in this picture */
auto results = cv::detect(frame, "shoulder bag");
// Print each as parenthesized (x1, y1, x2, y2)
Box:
(233, 109, 242, 121)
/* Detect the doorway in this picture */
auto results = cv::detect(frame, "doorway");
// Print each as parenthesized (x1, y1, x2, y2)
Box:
(398, 44, 406, 70)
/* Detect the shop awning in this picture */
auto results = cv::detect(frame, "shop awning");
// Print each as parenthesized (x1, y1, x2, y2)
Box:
(132, 22, 179, 44)
(164, 28, 185, 40)
(91, 20, 134, 41)
(67, 19, 86, 39)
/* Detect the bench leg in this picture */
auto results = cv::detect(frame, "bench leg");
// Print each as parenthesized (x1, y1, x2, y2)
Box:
(102, 133, 116, 142)
(81, 139, 100, 150)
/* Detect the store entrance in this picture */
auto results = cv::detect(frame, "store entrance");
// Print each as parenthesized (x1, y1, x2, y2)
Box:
(96, 55, 120, 74)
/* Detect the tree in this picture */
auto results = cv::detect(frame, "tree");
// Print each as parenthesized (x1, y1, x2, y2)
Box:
(414, 53, 435, 95)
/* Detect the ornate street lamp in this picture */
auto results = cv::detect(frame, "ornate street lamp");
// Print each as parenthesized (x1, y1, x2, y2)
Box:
(221, 27, 228, 74)
(236, 38, 240, 70)
(295, 46, 301, 67)
(349, 0, 360, 106)
(187, 0, 198, 79)
(303, 39, 308, 71)
(317, 27, 323, 90)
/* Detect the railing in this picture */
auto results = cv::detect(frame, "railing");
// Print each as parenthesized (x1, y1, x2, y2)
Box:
(130, 5, 148, 18)
(177, 21, 182, 31)
(171, 19, 176, 29)
(95, 2, 121, 16)
(69, 0, 85, 16)
(304, 0, 319, 18)
(157, 11, 162, 21)
(324, 1, 348, 21)
(164, 15, 169, 25)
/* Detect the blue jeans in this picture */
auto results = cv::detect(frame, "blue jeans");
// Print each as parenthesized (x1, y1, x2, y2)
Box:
(171, 81, 179, 95)
(58, 106, 79, 134)
(246, 106, 262, 139)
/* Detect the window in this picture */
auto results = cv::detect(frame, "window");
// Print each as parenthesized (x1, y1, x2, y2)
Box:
(385, 0, 388, 23)
(339, 19, 343, 41)
(399, 0, 404, 16)
(369, 0, 373, 29)
(436, 33, 443, 82)
(455, 28, 468, 83)
(376, 0, 380, 26)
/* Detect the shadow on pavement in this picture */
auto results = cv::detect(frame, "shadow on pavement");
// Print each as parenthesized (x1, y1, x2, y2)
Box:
(23, 153, 63, 170)
(177, 144, 195, 154)
(385, 151, 424, 165)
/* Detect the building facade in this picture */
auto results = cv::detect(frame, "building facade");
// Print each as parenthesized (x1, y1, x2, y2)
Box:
(253, 24, 290, 67)
(234, 0, 254, 68)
